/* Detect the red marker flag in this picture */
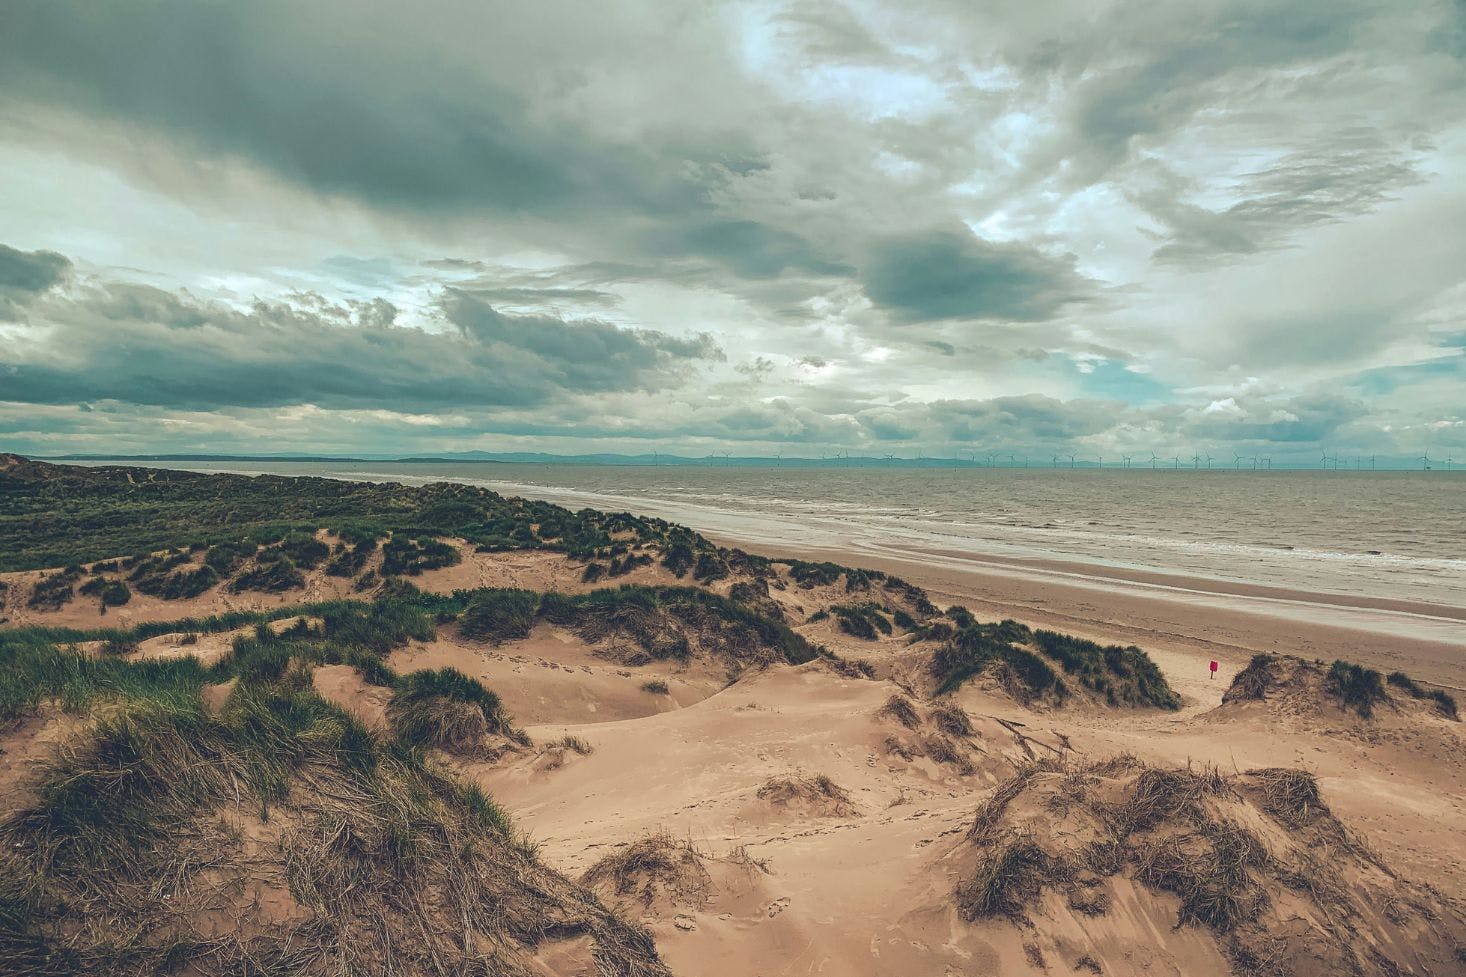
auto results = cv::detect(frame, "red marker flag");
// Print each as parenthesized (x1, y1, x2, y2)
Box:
(1209, 660, 1219, 679)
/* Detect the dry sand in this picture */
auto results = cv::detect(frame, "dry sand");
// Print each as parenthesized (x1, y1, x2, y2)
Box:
(5, 531, 1464, 974)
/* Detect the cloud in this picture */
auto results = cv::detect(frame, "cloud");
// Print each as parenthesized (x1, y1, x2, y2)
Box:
(646, 220, 852, 280)
(1137, 131, 1426, 267)
(0, 257, 721, 412)
(0, 0, 1462, 462)
(861, 228, 1091, 322)
(0, 244, 71, 317)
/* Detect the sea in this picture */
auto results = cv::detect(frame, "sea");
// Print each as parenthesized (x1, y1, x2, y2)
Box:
(82, 461, 1465, 626)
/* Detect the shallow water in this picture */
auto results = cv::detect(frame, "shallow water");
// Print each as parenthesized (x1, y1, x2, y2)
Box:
(89, 461, 1466, 613)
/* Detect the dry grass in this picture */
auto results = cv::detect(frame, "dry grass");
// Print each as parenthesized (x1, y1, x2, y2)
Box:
(877, 694, 921, 729)
(929, 702, 974, 737)
(581, 832, 711, 910)
(953, 756, 1463, 976)
(1223, 654, 1279, 702)
(0, 683, 666, 976)
(756, 775, 857, 816)
(920, 735, 974, 774)
(1245, 767, 1327, 827)
(955, 838, 1069, 920)
(547, 735, 595, 756)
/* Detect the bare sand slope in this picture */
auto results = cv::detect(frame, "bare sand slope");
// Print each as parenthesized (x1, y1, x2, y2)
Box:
(385, 624, 728, 725)
(440, 652, 1466, 977)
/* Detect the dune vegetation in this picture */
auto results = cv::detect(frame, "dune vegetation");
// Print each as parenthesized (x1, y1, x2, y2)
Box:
(4, 456, 1460, 976)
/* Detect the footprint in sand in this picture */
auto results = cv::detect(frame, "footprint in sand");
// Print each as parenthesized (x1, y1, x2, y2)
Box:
(767, 897, 791, 918)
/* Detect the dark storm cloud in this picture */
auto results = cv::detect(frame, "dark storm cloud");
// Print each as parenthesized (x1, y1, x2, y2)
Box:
(0, 260, 721, 412)
(0, 1, 851, 284)
(0, 2, 694, 219)
(0, 244, 71, 295)
(861, 229, 1091, 323)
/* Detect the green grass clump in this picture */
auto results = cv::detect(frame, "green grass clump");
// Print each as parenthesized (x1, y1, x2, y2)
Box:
(0, 632, 207, 724)
(99, 581, 131, 608)
(139, 565, 220, 600)
(202, 541, 255, 574)
(831, 603, 893, 640)
(660, 539, 695, 577)
(930, 620, 1032, 694)
(692, 550, 728, 582)
(998, 646, 1066, 704)
(0, 621, 668, 976)
(540, 584, 817, 667)
(780, 559, 883, 591)
(1387, 671, 1458, 720)
(1032, 630, 1180, 710)
(27, 570, 81, 611)
(389, 667, 521, 753)
(381, 535, 461, 576)
(1326, 660, 1387, 718)
(229, 557, 306, 594)
(459, 589, 540, 644)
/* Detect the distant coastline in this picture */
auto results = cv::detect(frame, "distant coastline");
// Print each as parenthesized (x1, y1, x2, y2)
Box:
(38, 451, 1463, 471)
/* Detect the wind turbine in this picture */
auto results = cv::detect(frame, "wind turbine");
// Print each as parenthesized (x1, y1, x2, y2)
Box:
(1122, 454, 1132, 469)
(1204, 453, 1214, 470)
(1234, 452, 1244, 469)
(1172, 455, 1181, 469)
(771, 449, 780, 467)
(1261, 456, 1272, 470)
(1320, 451, 1332, 470)
(1149, 452, 1159, 470)
(1053, 454, 1061, 468)
(1421, 453, 1431, 470)
(1067, 453, 1077, 469)
(1191, 453, 1202, 470)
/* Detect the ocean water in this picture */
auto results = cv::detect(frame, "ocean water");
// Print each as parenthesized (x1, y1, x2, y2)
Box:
(98, 461, 1466, 614)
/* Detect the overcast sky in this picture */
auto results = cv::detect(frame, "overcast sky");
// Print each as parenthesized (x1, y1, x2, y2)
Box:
(2, 0, 1464, 463)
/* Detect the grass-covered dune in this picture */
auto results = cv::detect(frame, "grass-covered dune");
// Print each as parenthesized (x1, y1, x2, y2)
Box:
(0, 601, 668, 975)
(0, 455, 1200, 974)
(0, 452, 690, 573)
